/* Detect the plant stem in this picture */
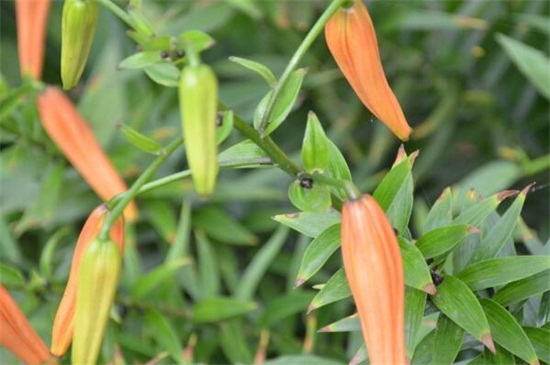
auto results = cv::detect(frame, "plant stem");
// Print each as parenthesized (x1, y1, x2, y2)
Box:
(97, 0, 135, 29)
(99, 137, 183, 240)
(231, 111, 301, 177)
(310, 172, 361, 200)
(257, 0, 346, 135)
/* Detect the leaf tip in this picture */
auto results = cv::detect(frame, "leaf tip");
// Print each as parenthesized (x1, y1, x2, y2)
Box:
(467, 226, 481, 235)
(294, 278, 305, 288)
(423, 283, 437, 295)
(497, 189, 519, 201)
(481, 333, 496, 354)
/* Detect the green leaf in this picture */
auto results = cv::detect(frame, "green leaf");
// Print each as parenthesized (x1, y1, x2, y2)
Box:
(130, 258, 191, 300)
(301, 112, 330, 173)
(194, 206, 258, 245)
(272, 210, 341, 238)
(480, 298, 539, 365)
(468, 186, 529, 264)
(431, 315, 464, 365)
(178, 30, 216, 53)
(143, 200, 178, 243)
(318, 313, 360, 333)
(39, 227, 70, 280)
(405, 287, 427, 358)
(309, 268, 350, 312)
(262, 68, 307, 136)
(219, 320, 253, 364)
(263, 355, 344, 365)
(229, 56, 276, 86)
(144, 63, 180, 87)
(523, 327, 550, 364)
(324, 139, 352, 200)
(0, 215, 22, 264)
(119, 123, 164, 155)
(453, 190, 517, 226)
(118, 51, 162, 70)
(422, 187, 453, 233)
(399, 238, 435, 294)
(216, 110, 234, 144)
(218, 140, 272, 168)
(469, 344, 517, 365)
(496, 33, 550, 100)
(456, 160, 522, 198)
(288, 180, 331, 213)
(295, 224, 340, 287)
(258, 291, 314, 327)
(457, 256, 550, 291)
(195, 230, 220, 299)
(431, 275, 493, 351)
(493, 270, 550, 306)
(192, 297, 257, 323)
(416, 225, 475, 259)
(0, 263, 25, 287)
(145, 310, 184, 364)
(410, 330, 435, 365)
(373, 151, 416, 233)
(236, 226, 289, 301)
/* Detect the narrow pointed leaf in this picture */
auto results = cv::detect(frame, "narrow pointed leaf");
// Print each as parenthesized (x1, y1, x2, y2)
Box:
(192, 297, 257, 323)
(301, 112, 331, 173)
(258, 291, 314, 327)
(144, 63, 180, 87)
(523, 327, 550, 364)
(325, 139, 352, 200)
(272, 210, 341, 238)
(399, 238, 435, 294)
(480, 298, 539, 365)
(295, 224, 340, 286)
(118, 51, 162, 70)
(319, 313, 360, 332)
(145, 310, 184, 364)
(309, 268, 350, 312)
(422, 187, 453, 233)
(493, 270, 550, 306)
(218, 140, 272, 168)
(196, 230, 220, 299)
(219, 320, 253, 364)
(229, 56, 276, 86)
(416, 225, 475, 259)
(405, 287, 427, 358)
(457, 256, 550, 291)
(453, 190, 517, 226)
(130, 258, 191, 300)
(194, 207, 258, 245)
(431, 315, 464, 365)
(119, 123, 163, 155)
(431, 275, 493, 351)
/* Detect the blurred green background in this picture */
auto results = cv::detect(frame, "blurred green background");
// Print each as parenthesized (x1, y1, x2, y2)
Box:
(0, 0, 548, 364)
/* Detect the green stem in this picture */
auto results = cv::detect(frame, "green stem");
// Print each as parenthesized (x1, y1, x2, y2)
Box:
(99, 137, 183, 240)
(97, 0, 135, 29)
(310, 172, 361, 200)
(258, 0, 346, 134)
(230, 111, 301, 177)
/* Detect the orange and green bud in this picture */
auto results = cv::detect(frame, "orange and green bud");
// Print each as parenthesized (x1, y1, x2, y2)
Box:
(61, 0, 99, 89)
(341, 194, 406, 365)
(72, 238, 122, 365)
(0, 285, 56, 365)
(179, 64, 219, 197)
(15, 0, 52, 79)
(51, 204, 124, 356)
(325, 0, 412, 141)
(36, 86, 138, 221)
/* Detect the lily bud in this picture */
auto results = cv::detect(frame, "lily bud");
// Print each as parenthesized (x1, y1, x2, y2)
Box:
(341, 194, 406, 365)
(179, 64, 219, 197)
(0, 285, 56, 365)
(72, 238, 122, 365)
(61, 0, 99, 89)
(36, 86, 138, 221)
(15, 0, 52, 79)
(51, 204, 124, 356)
(325, 0, 412, 141)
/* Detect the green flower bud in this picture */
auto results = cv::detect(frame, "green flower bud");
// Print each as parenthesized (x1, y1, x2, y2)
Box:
(61, 0, 99, 90)
(179, 64, 219, 197)
(72, 238, 121, 365)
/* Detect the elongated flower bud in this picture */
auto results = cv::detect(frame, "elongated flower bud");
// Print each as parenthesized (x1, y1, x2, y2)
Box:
(72, 238, 122, 365)
(325, 0, 412, 141)
(0, 285, 56, 365)
(15, 0, 52, 79)
(37, 86, 138, 221)
(51, 204, 124, 356)
(341, 194, 406, 365)
(179, 64, 219, 197)
(61, 0, 99, 89)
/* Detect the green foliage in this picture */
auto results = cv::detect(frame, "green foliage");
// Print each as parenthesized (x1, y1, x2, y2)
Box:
(0, 0, 548, 364)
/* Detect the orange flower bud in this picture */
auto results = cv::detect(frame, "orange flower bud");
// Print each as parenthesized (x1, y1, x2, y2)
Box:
(341, 194, 406, 365)
(0, 285, 56, 365)
(51, 204, 124, 356)
(325, 0, 412, 141)
(36, 86, 138, 221)
(15, 0, 51, 79)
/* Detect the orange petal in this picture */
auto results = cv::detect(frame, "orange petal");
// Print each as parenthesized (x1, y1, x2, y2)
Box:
(325, 0, 412, 141)
(15, 0, 51, 79)
(51, 204, 124, 356)
(0, 285, 56, 365)
(341, 194, 406, 365)
(36, 86, 138, 221)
